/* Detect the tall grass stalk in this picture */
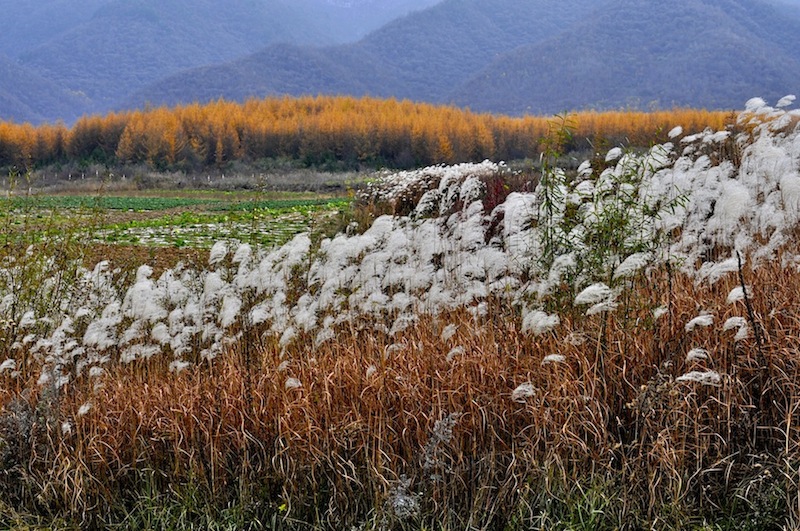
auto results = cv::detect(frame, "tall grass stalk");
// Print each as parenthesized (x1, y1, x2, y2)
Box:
(1, 258, 798, 528)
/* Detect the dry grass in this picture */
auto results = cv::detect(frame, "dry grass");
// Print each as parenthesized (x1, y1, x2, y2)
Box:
(3, 252, 799, 529)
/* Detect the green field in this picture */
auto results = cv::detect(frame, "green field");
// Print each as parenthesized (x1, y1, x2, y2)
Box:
(0, 191, 351, 249)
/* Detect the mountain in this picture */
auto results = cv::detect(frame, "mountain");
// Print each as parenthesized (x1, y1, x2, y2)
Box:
(4, 0, 800, 124)
(127, 0, 800, 116)
(125, 0, 605, 109)
(300, 0, 445, 45)
(0, 0, 442, 62)
(0, 0, 109, 58)
(450, 0, 800, 114)
(0, 0, 440, 123)
(0, 53, 89, 124)
(18, 0, 305, 112)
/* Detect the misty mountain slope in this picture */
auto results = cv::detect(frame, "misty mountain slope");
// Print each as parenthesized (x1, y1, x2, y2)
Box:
(778, 0, 800, 24)
(132, 43, 387, 105)
(290, 0, 443, 45)
(451, 0, 800, 114)
(2, 0, 441, 122)
(125, 0, 606, 109)
(18, 0, 312, 112)
(0, 0, 110, 58)
(5, 0, 800, 124)
(354, 0, 605, 101)
(0, 54, 89, 124)
(1, 0, 442, 65)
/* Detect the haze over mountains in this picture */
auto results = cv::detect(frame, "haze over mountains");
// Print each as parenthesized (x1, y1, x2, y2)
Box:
(451, 0, 800, 114)
(2, 0, 799, 124)
(129, 0, 603, 109)
(0, 0, 440, 123)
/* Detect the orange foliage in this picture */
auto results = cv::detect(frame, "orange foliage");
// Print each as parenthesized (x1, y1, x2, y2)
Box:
(0, 96, 733, 170)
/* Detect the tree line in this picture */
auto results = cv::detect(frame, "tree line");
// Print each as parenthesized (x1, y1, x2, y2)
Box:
(0, 96, 731, 172)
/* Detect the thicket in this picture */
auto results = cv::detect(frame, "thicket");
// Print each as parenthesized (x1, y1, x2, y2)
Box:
(0, 96, 730, 174)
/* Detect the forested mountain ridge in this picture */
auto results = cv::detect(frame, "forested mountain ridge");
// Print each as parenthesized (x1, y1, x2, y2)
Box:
(0, 53, 89, 124)
(2, 0, 800, 124)
(451, 0, 800, 114)
(126, 0, 800, 116)
(0, 0, 440, 123)
(125, 0, 605, 109)
(0, 0, 108, 58)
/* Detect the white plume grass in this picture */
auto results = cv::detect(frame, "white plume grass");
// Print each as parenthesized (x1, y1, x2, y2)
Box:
(685, 348, 709, 363)
(668, 126, 683, 139)
(776, 95, 796, 108)
(77, 402, 93, 416)
(613, 252, 652, 279)
(512, 382, 537, 403)
(542, 354, 566, 365)
(726, 286, 750, 304)
(605, 147, 623, 162)
(574, 283, 615, 306)
(285, 377, 302, 390)
(676, 370, 722, 386)
(685, 313, 714, 332)
(521, 310, 560, 335)
(169, 360, 192, 373)
(209, 241, 228, 266)
(723, 316, 747, 331)
(440, 324, 458, 342)
(445, 346, 465, 362)
(653, 306, 668, 320)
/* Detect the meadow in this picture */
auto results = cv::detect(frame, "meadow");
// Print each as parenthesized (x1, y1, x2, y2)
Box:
(0, 96, 799, 530)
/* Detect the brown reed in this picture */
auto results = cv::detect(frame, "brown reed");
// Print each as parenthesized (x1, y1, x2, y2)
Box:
(2, 251, 797, 528)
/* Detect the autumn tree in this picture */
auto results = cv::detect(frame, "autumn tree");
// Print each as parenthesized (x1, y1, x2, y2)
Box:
(1, 95, 732, 173)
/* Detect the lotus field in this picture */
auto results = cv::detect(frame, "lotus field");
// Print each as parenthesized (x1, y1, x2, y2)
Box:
(2, 97, 800, 529)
